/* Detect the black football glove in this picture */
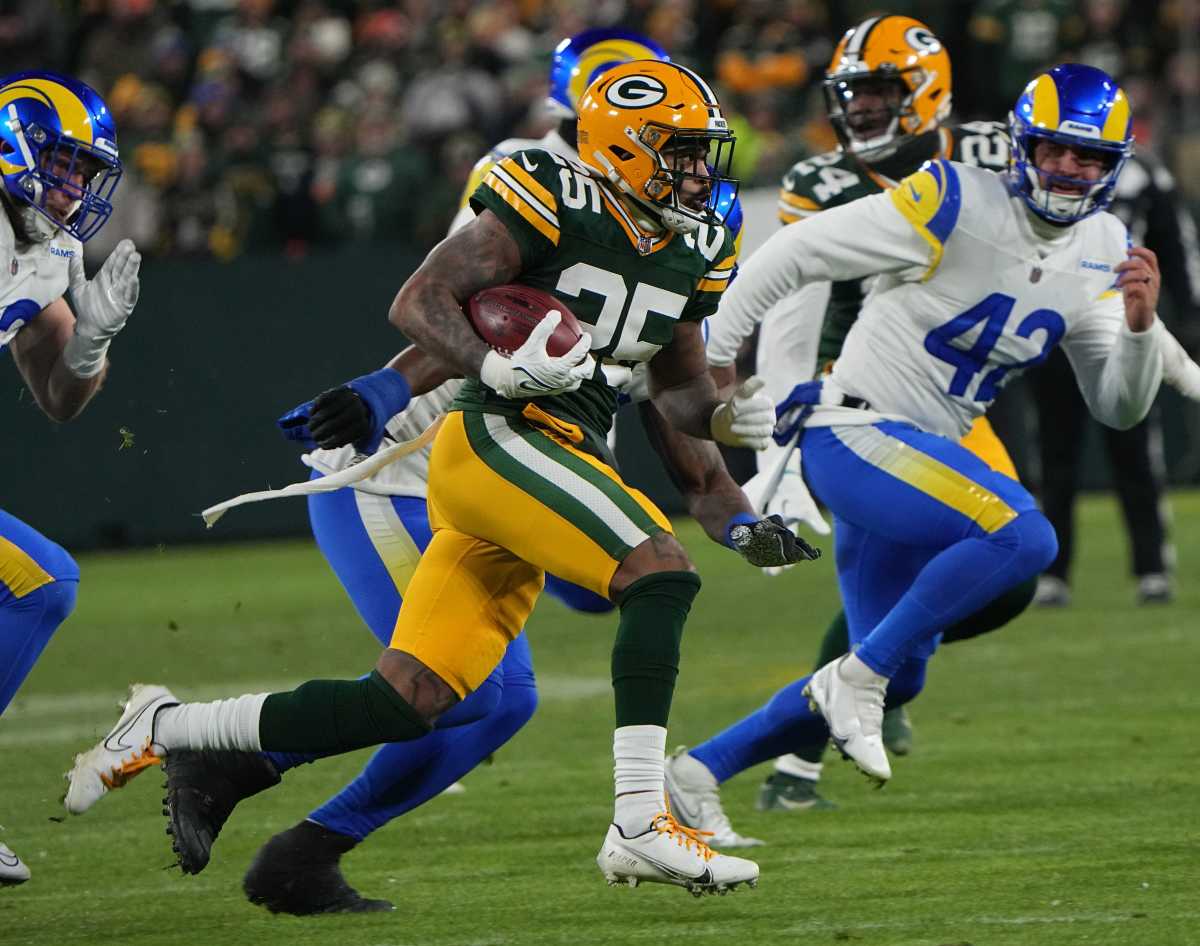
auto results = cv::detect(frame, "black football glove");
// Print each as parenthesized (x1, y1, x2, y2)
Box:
(307, 386, 372, 450)
(729, 514, 822, 568)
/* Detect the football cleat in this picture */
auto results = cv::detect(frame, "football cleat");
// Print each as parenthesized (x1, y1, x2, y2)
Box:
(663, 748, 763, 848)
(882, 705, 914, 757)
(597, 812, 759, 896)
(756, 772, 837, 812)
(244, 820, 394, 915)
(1136, 573, 1174, 605)
(63, 683, 177, 814)
(164, 750, 281, 875)
(1033, 575, 1071, 608)
(803, 655, 891, 783)
(0, 840, 30, 885)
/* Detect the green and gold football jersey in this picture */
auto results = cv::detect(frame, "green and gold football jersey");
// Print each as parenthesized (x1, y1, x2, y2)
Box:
(453, 147, 737, 453)
(777, 122, 1011, 367)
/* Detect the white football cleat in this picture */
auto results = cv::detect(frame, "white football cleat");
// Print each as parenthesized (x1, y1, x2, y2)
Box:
(63, 683, 178, 814)
(597, 812, 759, 896)
(664, 748, 763, 848)
(803, 654, 891, 783)
(0, 840, 30, 885)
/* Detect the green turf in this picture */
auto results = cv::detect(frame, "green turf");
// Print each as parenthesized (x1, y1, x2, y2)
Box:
(3, 492, 1199, 945)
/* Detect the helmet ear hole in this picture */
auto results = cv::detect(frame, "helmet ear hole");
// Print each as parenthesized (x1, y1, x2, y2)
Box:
(608, 144, 634, 162)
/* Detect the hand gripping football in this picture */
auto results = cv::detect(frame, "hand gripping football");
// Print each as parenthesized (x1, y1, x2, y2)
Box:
(467, 284, 584, 356)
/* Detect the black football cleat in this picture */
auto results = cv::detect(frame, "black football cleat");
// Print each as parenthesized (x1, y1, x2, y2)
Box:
(163, 750, 281, 875)
(243, 820, 394, 915)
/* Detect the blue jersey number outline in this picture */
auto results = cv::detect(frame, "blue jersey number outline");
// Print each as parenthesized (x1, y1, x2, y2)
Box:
(923, 292, 1065, 402)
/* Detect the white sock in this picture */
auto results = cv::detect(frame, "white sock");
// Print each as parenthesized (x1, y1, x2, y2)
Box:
(613, 725, 666, 834)
(153, 693, 269, 753)
(774, 753, 823, 781)
(840, 652, 888, 685)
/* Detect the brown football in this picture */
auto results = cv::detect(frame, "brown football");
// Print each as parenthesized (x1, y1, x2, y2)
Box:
(466, 284, 584, 357)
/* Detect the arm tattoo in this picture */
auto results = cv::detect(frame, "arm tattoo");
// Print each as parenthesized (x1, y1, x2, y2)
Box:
(389, 210, 523, 377)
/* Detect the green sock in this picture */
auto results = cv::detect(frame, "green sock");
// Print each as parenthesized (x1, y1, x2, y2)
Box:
(611, 571, 701, 728)
(941, 575, 1038, 644)
(793, 610, 850, 765)
(258, 670, 431, 753)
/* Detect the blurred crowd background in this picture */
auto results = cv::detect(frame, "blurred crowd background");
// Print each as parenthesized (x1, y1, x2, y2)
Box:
(8, 0, 1198, 261)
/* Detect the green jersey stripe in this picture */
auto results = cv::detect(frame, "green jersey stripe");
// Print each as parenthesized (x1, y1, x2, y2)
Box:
(462, 412, 638, 559)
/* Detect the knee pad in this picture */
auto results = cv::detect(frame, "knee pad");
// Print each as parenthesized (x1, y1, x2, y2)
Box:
(48, 578, 78, 624)
(884, 658, 927, 709)
(996, 511, 1059, 581)
(495, 678, 538, 729)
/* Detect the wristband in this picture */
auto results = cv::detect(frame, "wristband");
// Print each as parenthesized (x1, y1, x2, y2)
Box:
(724, 512, 758, 549)
(346, 367, 412, 452)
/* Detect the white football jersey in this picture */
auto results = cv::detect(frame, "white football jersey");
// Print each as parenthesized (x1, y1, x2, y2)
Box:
(0, 210, 81, 349)
(710, 159, 1163, 440)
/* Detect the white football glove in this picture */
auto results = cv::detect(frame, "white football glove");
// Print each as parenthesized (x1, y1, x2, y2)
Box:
(710, 376, 775, 450)
(741, 449, 830, 576)
(479, 310, 595, 399)
(64, 239, 142, 378)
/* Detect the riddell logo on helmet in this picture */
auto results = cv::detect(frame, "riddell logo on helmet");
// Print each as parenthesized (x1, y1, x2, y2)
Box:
(1058, 120, 1101, 138)
(605, 75, 667, 108)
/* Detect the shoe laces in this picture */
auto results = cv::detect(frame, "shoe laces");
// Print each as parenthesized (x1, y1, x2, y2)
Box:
(651, 811, 715, 861)
(99, 738, 162, 789)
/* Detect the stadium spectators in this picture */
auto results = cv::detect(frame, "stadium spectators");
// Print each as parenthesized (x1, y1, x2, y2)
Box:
(35, 0, 1196, 261)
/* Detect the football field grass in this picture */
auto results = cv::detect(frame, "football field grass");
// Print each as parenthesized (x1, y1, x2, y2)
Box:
(3, 491, 1199, 945)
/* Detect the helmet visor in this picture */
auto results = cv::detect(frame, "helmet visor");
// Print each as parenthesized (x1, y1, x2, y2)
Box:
(12, 127, 121, 241)
(644, 126, 738, 226)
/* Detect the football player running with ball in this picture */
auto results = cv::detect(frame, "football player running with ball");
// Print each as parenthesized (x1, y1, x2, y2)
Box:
(673, 63, 1195, 793)
(66, 61, 817, 896)
(0, 71, 139, 885)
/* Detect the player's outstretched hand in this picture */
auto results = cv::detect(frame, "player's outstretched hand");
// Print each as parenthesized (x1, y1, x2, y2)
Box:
(1114, 246, 1160, 333)
(710, 376, 775, 450)
(728, 514, 821, 568)
(480, 310, 595, 399)
(71, 238, 141, 340)
(277, 367, 412, 452)
(740, 454, 831, 576)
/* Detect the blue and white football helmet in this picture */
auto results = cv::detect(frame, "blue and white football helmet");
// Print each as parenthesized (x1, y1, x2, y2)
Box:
(0, 70, 122, 242)
(1008, 63, 1133, 225)
(547, 28, 670, 119)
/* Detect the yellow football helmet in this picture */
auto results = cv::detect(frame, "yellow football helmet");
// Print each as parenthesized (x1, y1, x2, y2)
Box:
(576, 59, 736, 233)
(824, 15, 952, 159)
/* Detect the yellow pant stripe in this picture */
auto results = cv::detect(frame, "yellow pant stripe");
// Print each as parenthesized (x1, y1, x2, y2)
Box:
(353, 491, 423, 598)
(0, 535, 54, 599)
(834, 425, 1019, 533)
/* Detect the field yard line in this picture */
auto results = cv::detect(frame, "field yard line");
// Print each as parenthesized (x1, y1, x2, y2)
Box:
(0, 674, 611, 747)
